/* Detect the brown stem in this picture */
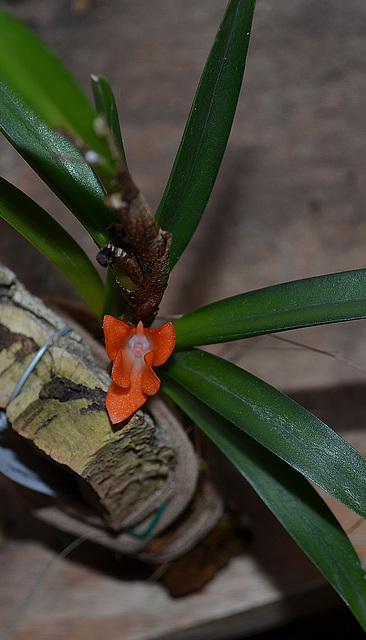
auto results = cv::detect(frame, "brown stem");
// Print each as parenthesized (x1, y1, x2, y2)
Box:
(98, 185, 172, 325)
(90, 119, 172, 325)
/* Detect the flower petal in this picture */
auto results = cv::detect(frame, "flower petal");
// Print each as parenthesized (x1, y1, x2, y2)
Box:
(106, 381, 148, 424)
(148, 322, 176, 366)
(103, 315, 132, 360)
(111, 348, 133, 388)
(141, 352, 161, 395)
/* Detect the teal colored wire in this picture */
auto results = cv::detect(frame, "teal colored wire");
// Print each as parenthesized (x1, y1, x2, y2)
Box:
(125, 501, 169, 539)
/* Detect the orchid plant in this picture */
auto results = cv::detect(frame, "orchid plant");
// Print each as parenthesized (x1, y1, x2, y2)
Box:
(1, 0, 366, 629)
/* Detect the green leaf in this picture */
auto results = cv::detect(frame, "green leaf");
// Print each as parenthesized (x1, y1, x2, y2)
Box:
(0, 177, 104, 318)
(91, 75, 126, 161)
(0, 7, 112, 163)
(164, 349, 366, 520)
(0, 8, 116, 245)
(0, 76, 113, 246)
(156, 0, 256, 267)
(174, 269, 366, 348)
(162, 378, 366, 629)
(102, 267, 129, 319)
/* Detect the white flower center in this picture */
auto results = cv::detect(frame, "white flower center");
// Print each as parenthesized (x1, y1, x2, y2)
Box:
(128, 333, 150, 357)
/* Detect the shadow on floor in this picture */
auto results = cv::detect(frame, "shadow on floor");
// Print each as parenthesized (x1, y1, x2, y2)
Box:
(245, 604, 364, 639)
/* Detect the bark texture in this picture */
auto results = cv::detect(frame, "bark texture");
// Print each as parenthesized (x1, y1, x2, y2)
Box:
(0, 266, 222, 561)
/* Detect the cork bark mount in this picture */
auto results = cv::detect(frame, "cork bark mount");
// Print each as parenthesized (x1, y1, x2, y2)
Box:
(0, 266, 222, 562)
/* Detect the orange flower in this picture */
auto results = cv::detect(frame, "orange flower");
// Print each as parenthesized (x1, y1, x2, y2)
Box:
(103, 315, 176, 424)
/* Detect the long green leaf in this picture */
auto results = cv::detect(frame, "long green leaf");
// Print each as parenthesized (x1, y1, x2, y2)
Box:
(164, 349, 366, 520)
(0, 76, 113, 246)
(156, 0, 256, 267)
(0, 8, 116, 244)
(0, 177, 104, 318)
(91, 75, 126, 161)
(174, 269, 366, 348)
(0, 7, 112, 162)
(162, 378, 366, 629)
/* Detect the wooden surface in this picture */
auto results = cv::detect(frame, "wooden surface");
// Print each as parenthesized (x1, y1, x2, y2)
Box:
(1, 418, 366, 640)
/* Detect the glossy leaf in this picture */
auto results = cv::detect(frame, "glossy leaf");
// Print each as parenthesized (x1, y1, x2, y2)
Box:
(0, 7, 112, 163)
(0, 76, 114, 246)
(0, 9, 116, 245)
(174, 269, 366, 348)
(162, 377, 366, 629)
(156, 0, 256, 267)
(164, 349, 366, 520)
(91, 75, 126, 161)
(0, 177, 104, 318)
